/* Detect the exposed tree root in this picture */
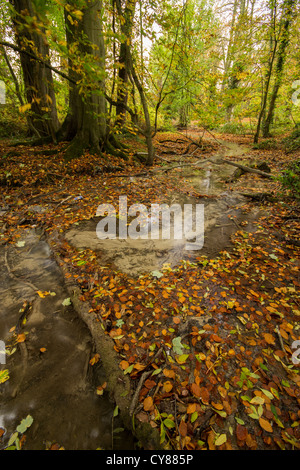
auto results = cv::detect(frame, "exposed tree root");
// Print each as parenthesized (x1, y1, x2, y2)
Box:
(48, 233, 162, 450)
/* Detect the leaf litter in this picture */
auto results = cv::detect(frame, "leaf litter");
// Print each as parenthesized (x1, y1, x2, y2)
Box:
(0, 132, 299, 450)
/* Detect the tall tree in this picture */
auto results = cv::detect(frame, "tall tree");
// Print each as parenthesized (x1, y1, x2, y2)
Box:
(59, 0, 121, 160)
(114, 0, 137, 127)
(254, 0, 278, 143)
(262, 0, 296, 137)
(9, 0, 59, 139)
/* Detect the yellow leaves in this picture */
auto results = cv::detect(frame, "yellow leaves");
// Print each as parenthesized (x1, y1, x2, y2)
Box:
(0, 370, 9, 384)
(249, 289, 259, 298)
(175, 354, 189, 364)
(215, 433, 227, 446)
(72, 10, 84, 20)
(37, 291, 56, 299)
(19, 103, 31, 113)
(37, 290, 49, 298)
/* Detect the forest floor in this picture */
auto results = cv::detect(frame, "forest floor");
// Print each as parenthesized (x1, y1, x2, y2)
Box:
(0, 129, 299, 450)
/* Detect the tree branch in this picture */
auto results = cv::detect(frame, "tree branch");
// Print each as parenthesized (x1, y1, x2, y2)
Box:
(0, 40, 76, 84)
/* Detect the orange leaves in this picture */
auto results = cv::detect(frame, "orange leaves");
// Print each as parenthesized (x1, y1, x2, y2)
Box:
(89, 353, 100, 365)
(211, 333, 222, 343)
(186, 403, 197, 414)
(199, 387, 210, 405)
(263, 333, 276, 345)
(143, 396, 154, 412)
(16, 333, 26, 343)
(162, 381, 173, 393)
(120, 360, 129, 370)
(259, 417, 273, 433)
(163, 368, 176, 379)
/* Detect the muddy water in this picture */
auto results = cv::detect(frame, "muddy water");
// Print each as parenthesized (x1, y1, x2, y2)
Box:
(0, 230, 134, 450)
(66, 140, 263, 276)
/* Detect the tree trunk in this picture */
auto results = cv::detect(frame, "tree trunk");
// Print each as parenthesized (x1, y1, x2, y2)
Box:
(115, 0, 136, 127)
(10, 0, 59, 139)
(127, 47, 155, 165)
(60, 0, 108, 160)
(262, 0, 296, 138)
(254, 0, 278, 143)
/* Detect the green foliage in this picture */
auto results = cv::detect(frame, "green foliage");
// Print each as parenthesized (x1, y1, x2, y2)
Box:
(282, 128, 300, 153)
(278, 159, 300, 200)
(217, 122, 244, 135)
(252, 139, 278, 150)
(0, 106, 27, 138)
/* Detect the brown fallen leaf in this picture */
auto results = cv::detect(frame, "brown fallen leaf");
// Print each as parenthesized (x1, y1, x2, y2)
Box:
(179, 419, 187, 437)
(236, 424, 248, 441)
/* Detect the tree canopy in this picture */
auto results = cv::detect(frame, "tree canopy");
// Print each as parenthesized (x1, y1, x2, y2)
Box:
(0, 0, 299, 160)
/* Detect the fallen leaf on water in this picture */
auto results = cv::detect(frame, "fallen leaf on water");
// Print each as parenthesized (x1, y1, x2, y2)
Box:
(89, 353, 100, 365)
(17, 333, 26, 343)
(96, 382, 107, 396)
(0, 370, 9, 384)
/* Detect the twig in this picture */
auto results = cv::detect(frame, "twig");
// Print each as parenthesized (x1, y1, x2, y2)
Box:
(129, 347, 164, 416)
(174, 395, 182, 450)
(275, 326, 289, 363)
(129, 370, 152, 416)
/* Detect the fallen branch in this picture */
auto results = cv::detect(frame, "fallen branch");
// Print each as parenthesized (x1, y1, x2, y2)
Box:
(217, 159, 273, 179)
(240, 192, 276, 201)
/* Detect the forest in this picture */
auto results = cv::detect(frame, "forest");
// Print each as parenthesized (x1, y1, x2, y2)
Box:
(0, 0, 300, 453)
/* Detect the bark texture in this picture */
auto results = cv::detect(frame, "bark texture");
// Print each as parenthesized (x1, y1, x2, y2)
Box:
(10, 0, 59, 138)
